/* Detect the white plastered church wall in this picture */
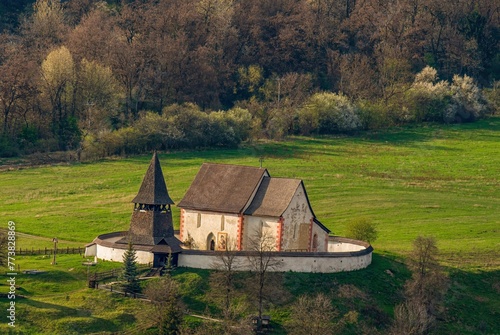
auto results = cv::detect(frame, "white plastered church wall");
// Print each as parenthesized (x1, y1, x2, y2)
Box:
(241, 215, 280, 250)
(182, 209, 239, 250)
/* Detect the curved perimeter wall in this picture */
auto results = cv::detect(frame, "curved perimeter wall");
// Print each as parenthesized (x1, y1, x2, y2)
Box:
(88, 234, 372, 273)
(86, 232, 154, 264)
(178, 237, 372, 273)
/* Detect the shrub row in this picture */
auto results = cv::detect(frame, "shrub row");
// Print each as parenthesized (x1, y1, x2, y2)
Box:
(1, 68, 495, 159)
(293, 67, 493, 135)
(81, 104, 252, 159)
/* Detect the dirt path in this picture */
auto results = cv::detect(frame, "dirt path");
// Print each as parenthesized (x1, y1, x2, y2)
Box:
(0, 228, 84, 244)
(0, 151, 78, 172)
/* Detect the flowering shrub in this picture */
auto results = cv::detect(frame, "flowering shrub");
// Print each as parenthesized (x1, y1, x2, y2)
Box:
(81, 104, 252, 159)
(298, 92, 361, 134)
(404, 66, 451, 122)
(404, 67, 491, 123)
(445, 74, 490, 123)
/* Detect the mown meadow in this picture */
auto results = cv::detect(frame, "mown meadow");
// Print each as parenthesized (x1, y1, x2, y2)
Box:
(0, 116, 499, 334)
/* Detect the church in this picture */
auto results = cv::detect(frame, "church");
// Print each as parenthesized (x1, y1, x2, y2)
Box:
(86, 153, 373, 273)
(178, 163, 330, 253)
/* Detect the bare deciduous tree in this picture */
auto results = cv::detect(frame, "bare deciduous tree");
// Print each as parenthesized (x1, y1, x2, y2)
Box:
(391, 299, 435, 335)
(0, 41, 38, 135)
(246, 228, 282, 321)
(22, 0, 68, 53)
(406, 235, 448, 316)
(286, 293, 339, 335)
(144, 276, 184, 335)
(210, 240, 244, 320)
(390, 236, 448, 335)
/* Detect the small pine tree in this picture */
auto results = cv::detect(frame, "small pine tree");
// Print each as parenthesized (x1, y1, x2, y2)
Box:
(122, 241, 140, 294)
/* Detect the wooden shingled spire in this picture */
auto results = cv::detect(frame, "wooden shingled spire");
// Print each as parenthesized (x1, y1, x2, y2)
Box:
(132, 151, 174, 205)
(118, 152, 181, 248)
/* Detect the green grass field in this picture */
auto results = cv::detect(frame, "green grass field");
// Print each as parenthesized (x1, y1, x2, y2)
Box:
(1, 117, 498, 268)
(0, 117, 499, 334)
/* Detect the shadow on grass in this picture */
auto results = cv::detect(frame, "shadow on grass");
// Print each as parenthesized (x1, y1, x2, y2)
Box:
(75, 116, 500, 167)
(359, 116, 500, 146)
(170, 268, 213, 314)
(22, 297, 79, 316)
(14, 271, 82, 297)
(261, 253, 410, 333)
(20, 296, 131, 333)
(278, 251, 499, 334)
(283, 253, 410, 307)
(440, 265, 500, 334)
(26, 270, 79, 282)
(242, 117, 500, 160)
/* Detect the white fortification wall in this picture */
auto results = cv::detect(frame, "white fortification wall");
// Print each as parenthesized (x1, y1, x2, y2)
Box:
(94, 243, 153, 264)
(86, 234, 372, 273)
(178, 238, 372, 273)
(85, 232, 154, 264)
(178, 251, 371, 273)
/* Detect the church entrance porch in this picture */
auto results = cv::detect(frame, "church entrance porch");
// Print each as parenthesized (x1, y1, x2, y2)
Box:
(153, 253, 178, 268)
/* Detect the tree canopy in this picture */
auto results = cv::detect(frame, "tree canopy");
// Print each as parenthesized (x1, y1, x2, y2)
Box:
(0, 0, 498, 157)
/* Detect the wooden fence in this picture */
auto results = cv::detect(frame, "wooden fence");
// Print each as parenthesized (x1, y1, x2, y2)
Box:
(88, 264, 151, 288)
(15, 247, 84, 256)
(99, 283, 148, 300)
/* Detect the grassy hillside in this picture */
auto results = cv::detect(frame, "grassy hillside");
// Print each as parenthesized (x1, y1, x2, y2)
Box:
(1, 117, 498, 268)
(0, 117, 499, 334)
(0, 253, 408, 334)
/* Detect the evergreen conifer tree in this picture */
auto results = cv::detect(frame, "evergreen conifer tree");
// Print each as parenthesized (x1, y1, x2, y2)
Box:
(122, 241, 140, 294)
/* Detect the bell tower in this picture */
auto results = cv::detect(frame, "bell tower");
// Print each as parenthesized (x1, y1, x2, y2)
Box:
(118, 152, 177, 247)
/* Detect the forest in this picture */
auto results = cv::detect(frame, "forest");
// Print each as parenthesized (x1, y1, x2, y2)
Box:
(0, 0, 498, 158)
